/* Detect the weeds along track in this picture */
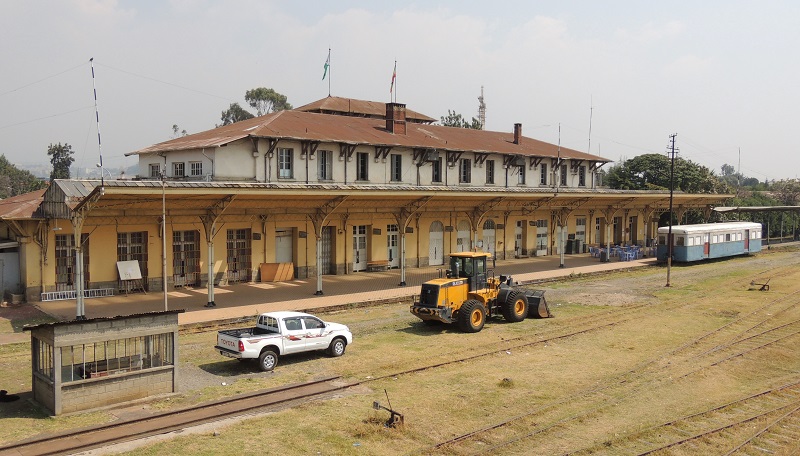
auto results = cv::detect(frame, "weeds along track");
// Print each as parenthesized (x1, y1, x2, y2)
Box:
(0, 377, 346, 456)
(566, 380, 800, 455)
(416, 290, 800, 455)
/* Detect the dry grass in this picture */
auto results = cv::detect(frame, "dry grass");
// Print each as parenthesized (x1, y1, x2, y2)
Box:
(1, 247, 799, 455)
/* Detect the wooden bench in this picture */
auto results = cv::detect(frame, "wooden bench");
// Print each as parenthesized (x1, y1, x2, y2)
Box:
(366, 260, 390, 272)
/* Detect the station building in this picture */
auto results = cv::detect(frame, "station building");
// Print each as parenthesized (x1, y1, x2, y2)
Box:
(0, 97, 729, 311)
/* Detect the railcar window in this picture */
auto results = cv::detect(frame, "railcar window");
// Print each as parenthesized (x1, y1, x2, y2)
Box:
(658, 235, 666, 244)
(725, 233, 731, 242)
(712, 235, 718, 243)
(676, 236, 685, 246)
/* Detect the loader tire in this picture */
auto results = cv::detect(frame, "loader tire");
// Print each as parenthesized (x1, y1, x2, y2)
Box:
(458, 300, 486, 333)
(502, 291, 528, 323)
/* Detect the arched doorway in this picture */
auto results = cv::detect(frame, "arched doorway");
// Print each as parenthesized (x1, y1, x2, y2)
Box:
(429, 221, 444, 266)
(482, 219, 496, 256)
(456, 220, 470, 252)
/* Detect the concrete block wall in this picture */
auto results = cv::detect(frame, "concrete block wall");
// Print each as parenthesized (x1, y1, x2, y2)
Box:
(60, 369, 173, 414)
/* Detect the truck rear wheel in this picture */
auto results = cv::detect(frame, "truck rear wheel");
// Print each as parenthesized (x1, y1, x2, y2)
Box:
(258, 349, 278, 371)
(458, 300, 486, 333)
(502, 291, 528, 323)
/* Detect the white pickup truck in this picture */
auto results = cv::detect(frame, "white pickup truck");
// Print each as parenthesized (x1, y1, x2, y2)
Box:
(215, 311, 353, 371)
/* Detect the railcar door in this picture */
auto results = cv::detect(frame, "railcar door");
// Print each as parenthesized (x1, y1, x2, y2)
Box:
(744, 230, 750, 251)
(703, 233, 710, 256)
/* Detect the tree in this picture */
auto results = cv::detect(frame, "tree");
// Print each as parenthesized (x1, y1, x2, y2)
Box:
(439, 110, 482, 129)
(770, 179, 800, 205)
(605, 153, 729, 194)
(219, 102, 255, 126)
(171, 124, 188, 138)
(48, 143, 74, 180)
(244, 88, 292, 116)
(0, 155, 46, 198)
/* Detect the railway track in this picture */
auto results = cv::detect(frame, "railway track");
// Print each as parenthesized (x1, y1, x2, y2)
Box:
(0, 377, 344, 456)
(567, 380, 800, 455)
(0, 300, 644, 456)
(3, 262, 797, 455)
(417, 290, 800, 455)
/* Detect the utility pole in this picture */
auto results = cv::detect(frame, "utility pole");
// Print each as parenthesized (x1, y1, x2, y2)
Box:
(666, 133, 678, 287)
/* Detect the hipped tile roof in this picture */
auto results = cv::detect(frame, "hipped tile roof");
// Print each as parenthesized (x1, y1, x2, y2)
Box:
(129, 100, 609, 164)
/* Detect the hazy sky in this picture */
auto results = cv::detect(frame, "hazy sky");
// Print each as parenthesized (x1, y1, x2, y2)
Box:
(2, 1, 798, 181)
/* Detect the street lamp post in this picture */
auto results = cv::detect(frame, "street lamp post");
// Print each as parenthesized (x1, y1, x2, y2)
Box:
(666, 133, 677, 287)
(162, 170, 168, 311)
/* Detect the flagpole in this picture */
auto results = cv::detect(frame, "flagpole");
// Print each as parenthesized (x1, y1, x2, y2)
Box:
(328, 48, 331, 97)
(390, 60, 397, 103)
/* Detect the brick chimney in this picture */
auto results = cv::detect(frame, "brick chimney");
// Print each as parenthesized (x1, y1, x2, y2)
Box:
(386, 102, 407, 135)
(513, 123, 522, 144)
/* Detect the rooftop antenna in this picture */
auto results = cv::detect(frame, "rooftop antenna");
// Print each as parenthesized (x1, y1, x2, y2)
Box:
(737, 147, 741, 188)
(90, 57, 104, 191)
(478, 86, 486, 130)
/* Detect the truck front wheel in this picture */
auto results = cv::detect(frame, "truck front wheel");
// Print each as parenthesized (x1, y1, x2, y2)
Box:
(502, 291, 528, 323)
(458, 300, 486, 333)
(327, 338, 347, 357)
(258, 350, 278, 371)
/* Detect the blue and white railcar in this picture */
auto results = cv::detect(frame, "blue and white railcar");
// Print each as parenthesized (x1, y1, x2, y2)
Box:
(656, 222, 762, 262)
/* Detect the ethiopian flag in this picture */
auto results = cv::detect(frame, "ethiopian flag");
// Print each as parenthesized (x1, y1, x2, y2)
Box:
(390, 61, 396, 93)
(322, 50, 330, 80)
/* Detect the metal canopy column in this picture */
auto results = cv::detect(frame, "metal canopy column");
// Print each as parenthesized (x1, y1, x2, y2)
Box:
(71, 191, 101, 320)
(464, 197, 505, 253)
(199, 195, 235, 307)
(393, 196, 432, 286)
(599, 199, 632, 262)
(308, 196, 347, 295)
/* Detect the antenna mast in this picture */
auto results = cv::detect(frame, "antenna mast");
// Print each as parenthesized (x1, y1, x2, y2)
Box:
(588, 96, 593, 154)
(477, 86, 486, 130)
(90, 57, 104, 189)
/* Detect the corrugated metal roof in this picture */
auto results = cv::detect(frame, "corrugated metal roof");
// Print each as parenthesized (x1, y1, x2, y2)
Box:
(0, 188, 47, 219)
(295, 96, 436, 123)
(128, 105, 610, 164)
(6, 179, 731, 224)
(23, 309, 185, 331)
(714, 205, 800, 213)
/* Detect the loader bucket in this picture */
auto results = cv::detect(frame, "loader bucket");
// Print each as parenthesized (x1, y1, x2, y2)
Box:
(526, 290, 553, 318)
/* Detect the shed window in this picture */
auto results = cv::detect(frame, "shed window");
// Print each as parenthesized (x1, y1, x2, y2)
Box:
(34, 338, 54, 381)
(60, 333, 173, 383)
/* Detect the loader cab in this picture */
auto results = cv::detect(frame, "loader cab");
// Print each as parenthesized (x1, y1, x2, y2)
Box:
(448, 253, 489, 291)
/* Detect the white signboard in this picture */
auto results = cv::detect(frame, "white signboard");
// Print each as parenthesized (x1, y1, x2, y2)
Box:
(116, 260, 142, 280)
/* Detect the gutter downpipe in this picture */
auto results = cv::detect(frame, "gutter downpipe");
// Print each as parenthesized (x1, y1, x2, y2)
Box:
(200, 148, 214, 181)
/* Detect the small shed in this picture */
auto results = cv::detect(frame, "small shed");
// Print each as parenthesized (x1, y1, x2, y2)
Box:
(24, 310, 183, 415)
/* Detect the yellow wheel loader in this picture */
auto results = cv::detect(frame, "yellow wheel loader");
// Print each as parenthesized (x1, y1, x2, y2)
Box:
(410, 252, 552, 333)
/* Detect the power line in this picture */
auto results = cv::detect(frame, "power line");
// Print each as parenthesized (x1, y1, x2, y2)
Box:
(0, 62, 87, 98)
(96, 63, 233, 102)
(0, 105, 95, 131)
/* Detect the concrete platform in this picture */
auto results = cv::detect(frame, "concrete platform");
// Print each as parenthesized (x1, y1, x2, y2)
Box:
(35, 253, 657, 326)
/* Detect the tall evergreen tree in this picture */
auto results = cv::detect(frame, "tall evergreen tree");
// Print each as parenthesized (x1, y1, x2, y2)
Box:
(47, 143, 75, 180)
